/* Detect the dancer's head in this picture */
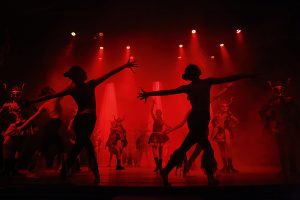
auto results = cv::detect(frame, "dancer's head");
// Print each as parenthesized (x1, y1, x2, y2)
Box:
(268, 79, 290, 97)
(182, 64, 202, 81)
(113, 116, 124, 126)
(155, 109, 162, 118)
(220, 103, 229, 113)
(9, 84, 24, 101)
(220, 98, 233, 113)
(64, 65, 87, 84)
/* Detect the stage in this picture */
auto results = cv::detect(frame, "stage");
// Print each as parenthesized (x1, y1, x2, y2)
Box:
(0, 166, 299, 199)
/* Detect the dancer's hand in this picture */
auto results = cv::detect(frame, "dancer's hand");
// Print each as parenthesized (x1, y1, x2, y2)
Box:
(123, 58, 138, 72)
(138, 88, 149, 102)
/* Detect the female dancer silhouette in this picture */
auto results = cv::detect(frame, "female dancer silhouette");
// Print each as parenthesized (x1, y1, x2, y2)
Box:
(138, 64, 254, 186)
(28, 59, 137, 184)
(164, 83, 234, 176)
(148, 99, 170, 172)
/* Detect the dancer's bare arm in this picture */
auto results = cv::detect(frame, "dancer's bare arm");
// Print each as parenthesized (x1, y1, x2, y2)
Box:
(208, 73, 255, 85)
(151, 100, 156, 120)
(91, 59, 138, 87)
(18, 105, 45, 130)
(28, 90, 70, 105)
(138, 85, 186, 102)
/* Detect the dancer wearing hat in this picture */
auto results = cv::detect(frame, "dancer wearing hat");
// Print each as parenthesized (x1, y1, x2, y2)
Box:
(210, 97, 239, 173)
(0, 84, 33, 176)
(148, 100, 171, 173)
(138, 64, 254, 186)
(105, 116, 127, 170)
(260, 79, 300, 176)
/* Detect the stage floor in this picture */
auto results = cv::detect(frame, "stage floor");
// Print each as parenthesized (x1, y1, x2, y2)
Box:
(0, 165, 300, 199)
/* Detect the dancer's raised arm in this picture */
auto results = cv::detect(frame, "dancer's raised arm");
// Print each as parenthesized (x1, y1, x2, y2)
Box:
(151, 100, 156, 120)
(208, 73, 255, 85)
(90, 59, 138, 87)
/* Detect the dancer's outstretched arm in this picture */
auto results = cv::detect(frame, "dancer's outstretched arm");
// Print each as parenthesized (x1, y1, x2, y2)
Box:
(91, 59, 138, 87)
(208, 73, 255, 85)
(28, 90, 70, 105)
(21, 106, 45, 129)
(138, 85, 186, 102)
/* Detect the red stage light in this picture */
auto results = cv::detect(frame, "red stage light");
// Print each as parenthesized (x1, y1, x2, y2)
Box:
(130, 56, 134, 61)
(178, 56, 182, 59)
(100, 46, 104, 50)
(191, 30, 196, 34)
(236, 29, 242, 34)
(99, 32, 104, 37)
(71, 32, 76, 37)
(210, 56, 215, 59)
(179, 44, 183, 48)
(220, 43, 224, 47)
(126, 46, 131, 50)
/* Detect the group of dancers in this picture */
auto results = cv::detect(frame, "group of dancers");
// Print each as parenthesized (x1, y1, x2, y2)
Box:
(0, 59, 299, 186)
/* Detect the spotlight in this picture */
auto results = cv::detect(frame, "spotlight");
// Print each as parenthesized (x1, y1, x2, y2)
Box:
(177, 56, 182, 59)
(71, 32, 76, 37)
(100, 46, 104, 50)
(191, 29, 196, 34)
(99, 32, 104, 37)
(236, 29, 242, 34)
(220, 43, 224, 47)
(210, 56, 215, 59)
(179, 44, 183, 48)
(126, 46, 131, 50)
(130, 56, 134, 61)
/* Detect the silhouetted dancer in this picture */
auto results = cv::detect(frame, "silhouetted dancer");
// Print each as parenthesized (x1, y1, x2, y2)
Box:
(138, 64, 254, 186)
(165, 83, 233, 176)
(148, 99, 170, 172)
(27, 59, 137, 184)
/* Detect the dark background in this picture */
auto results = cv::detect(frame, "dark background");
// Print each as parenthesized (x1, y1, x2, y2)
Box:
(0, 0, 299, 80)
